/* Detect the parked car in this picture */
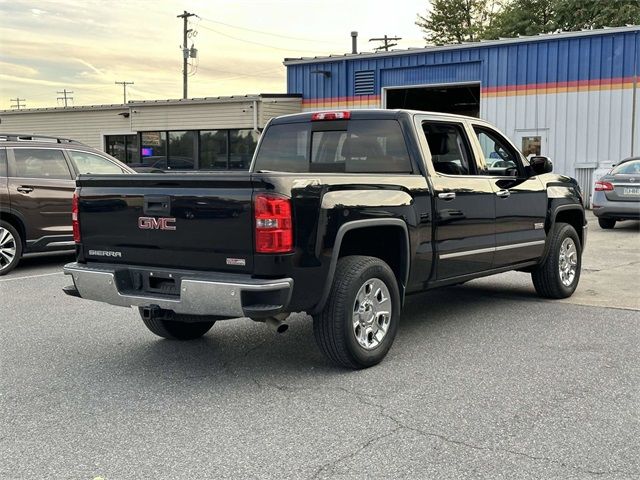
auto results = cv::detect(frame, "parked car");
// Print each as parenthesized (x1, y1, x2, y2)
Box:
(593, 157, 640, 229)
(63, 110, 586, 368)
(128, 156, 194, 173)
(0, 134, 135, 275)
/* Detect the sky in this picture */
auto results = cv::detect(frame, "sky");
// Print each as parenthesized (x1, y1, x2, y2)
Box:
(0, 0, 429, 109)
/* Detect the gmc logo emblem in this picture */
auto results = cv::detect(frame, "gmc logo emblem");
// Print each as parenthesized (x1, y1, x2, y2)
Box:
(138, 217, 176, 231)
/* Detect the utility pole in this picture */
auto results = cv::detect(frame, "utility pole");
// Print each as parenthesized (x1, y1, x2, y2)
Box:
(177, 10, 196, 99)
(10, 98, 26, 110)
(56, 89, 74, 107)
(115, 81, 134, 104)
(369, 35, 402, 52)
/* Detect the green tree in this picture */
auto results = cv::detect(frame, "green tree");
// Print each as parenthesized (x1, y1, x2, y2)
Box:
(486, 0, 640, 39)
(416, 0, 501, 45)
(555, 0, 640, 30)
(484, 0, 557, 38)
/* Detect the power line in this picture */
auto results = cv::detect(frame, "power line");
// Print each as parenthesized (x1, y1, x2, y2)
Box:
(115, 81, 134, 103)
(56, 89, 73, 107)
(197, 23, 332, 54)
(197, 16, 344, 45)
(10, 98, 26, 109)
(369, 35, 402, 51)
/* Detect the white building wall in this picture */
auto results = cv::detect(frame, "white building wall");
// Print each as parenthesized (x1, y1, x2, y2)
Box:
(130, 102, 256, 131)
(481, 87, 637, 176)
(0, 108, 130, 150)
(259, 99, 303, 125)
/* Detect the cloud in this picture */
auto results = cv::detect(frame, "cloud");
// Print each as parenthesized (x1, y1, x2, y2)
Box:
(0, 61, 39, 77)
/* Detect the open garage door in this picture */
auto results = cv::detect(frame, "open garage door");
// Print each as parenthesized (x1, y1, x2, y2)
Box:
(384, 83, 480, 117)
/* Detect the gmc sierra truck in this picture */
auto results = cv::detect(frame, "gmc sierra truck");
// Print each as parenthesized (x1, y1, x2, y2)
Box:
(63, 110, 587, 369)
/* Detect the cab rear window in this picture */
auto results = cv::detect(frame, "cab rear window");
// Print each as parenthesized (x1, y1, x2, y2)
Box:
(254, 120, 412, 174)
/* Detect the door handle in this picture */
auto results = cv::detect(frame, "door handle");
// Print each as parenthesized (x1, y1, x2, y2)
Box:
(495, 189, 511, 198)
(17, 186, 34, 194)
(438, 192, 456, 200)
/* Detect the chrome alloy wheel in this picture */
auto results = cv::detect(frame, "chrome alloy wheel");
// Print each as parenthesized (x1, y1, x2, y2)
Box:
(352, 278, 392, 350)
(559, 237, 578, 287)
(0, 226, 17, 272)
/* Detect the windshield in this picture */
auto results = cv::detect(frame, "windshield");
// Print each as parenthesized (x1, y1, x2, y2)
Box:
(254, 119, 412, 174)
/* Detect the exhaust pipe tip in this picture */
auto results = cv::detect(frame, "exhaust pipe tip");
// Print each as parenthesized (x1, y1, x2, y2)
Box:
(265, 316, 289, 334)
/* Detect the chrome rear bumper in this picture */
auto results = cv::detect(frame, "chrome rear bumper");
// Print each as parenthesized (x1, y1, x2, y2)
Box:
(63, 262, 293, 318)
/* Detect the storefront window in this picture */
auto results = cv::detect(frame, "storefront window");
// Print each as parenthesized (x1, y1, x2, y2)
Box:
(200, 130, 228, 169)
(105, 134, 139, 165)
(229, 129, 259, 170)
(168, 131, 195, 170)
(133, 129, 260, 172)
(140, 131, 167, 170)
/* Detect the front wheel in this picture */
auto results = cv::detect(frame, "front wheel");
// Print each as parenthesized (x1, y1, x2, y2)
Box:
(140, 309, 215, 340)
(314, 256, 401, 369)
(531, 222, 582, 299)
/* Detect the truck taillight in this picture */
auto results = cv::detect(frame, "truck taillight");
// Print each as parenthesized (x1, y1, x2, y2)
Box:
(254, 193, 293, 253)
(594, 181, 614, 191)
(311, 111, 351, 121)
(72, 190, 80, 243)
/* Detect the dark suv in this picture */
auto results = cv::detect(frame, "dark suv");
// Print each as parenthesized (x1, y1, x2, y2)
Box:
(0, 134, 134, 275)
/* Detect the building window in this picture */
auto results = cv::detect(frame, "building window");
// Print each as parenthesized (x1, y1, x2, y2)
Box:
(200, 130, 228, 169)
(140, 131, 167, 170)
(229, 129, 259, 170)
(134, 129, 260, 171)
(168, 131, 195, 170)
(105, 134, 139, 164)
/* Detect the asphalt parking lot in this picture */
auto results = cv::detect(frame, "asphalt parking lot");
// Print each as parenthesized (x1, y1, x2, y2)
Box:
(1, 213, 639, 479)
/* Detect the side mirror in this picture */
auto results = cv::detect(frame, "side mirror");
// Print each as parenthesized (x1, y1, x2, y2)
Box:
(530, 156, 553, 175)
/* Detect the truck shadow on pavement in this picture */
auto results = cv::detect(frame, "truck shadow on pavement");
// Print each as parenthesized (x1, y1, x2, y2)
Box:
(96, 279, 550, 386)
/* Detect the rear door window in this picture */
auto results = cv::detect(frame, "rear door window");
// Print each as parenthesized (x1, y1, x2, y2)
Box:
(0, 149, 7, 177)
(254, 120, 412, 174)
(11, 149, 72, 179)
(68, 151, 125, 174)
(422, 122, 474, 175)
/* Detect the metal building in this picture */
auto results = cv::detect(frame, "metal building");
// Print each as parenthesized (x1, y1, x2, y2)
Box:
(0, 94, 301, 171)
(285, 26, 639, 203)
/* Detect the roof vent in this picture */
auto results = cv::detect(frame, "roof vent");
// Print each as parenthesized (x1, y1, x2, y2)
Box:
(354, 70, 375, 95)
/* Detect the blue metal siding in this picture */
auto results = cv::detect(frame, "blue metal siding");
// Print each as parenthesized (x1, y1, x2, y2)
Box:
(380, 62, 481, 88)
(285, 28, 639, 178)
(287, 30, 639, 101)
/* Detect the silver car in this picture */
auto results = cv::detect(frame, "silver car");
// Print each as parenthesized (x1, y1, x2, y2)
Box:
(593, 157, 640, 229)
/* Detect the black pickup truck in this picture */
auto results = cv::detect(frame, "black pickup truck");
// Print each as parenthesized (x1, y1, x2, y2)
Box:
(64, 110, 586, 368)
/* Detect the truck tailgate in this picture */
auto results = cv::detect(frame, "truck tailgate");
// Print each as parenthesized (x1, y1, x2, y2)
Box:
(77, 173, 255, 273)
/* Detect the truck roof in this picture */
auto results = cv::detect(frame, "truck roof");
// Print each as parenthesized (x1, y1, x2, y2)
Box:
(269, 109, 479, 125)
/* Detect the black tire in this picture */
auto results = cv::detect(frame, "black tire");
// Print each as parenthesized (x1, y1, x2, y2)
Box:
(598, 218, 616, 229)
(314, 255, 401, 369)
(0, 220, 22, 276)
(531, 222, 582, 299)
(139, 309, 215, 340)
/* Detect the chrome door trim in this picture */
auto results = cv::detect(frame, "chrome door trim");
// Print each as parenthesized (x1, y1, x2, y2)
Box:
(439, 240, 545, 259)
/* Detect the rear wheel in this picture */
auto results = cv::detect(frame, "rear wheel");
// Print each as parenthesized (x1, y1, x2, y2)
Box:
(598, 218, 616, 229)
(531, 222, 581, 299)
(314, 256, 400, 369)
(139, 309, 215, 340)
(0, 221, 22, 276)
